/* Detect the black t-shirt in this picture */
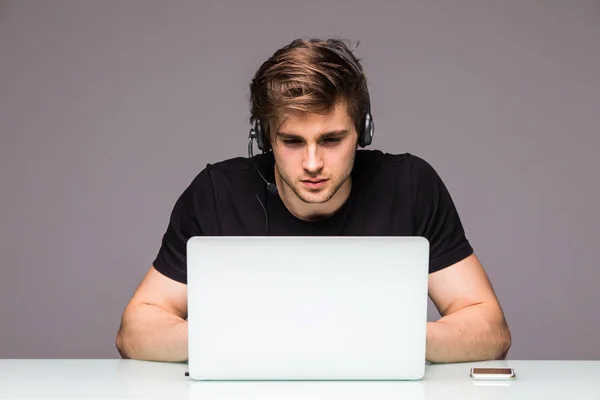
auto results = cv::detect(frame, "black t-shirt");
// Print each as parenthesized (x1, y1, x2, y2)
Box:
(153, 150, 473, 284)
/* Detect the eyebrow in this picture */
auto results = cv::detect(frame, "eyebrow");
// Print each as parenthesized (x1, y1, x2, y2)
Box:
(276, 129, 349, 140)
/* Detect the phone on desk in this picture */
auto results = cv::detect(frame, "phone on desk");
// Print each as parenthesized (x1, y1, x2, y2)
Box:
(470, 367, 515, 380)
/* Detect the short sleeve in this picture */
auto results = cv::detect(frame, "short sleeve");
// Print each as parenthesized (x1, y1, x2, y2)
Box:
(410, 155, 474, 274)
(152, 168, 215, 284)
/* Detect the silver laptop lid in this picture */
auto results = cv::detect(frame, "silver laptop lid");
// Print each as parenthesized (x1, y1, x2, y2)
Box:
(187, 236, 429, 381)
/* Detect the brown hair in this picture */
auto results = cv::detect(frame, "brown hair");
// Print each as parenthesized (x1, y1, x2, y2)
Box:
(249, 38, 370, 143)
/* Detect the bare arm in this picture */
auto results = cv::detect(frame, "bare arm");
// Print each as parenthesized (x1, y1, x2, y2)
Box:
(426, 253, 511, 363)
(116, 266, 189, 362)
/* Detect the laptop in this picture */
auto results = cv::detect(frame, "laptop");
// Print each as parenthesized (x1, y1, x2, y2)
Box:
(186, 236, 430, 381)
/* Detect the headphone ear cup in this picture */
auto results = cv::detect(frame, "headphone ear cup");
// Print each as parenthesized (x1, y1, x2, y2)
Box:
(255, 119, 268, 151)
(359, 112, 374, 147)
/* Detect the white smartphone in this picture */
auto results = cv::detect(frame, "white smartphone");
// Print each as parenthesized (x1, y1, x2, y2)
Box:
(469, 367, 516, 380)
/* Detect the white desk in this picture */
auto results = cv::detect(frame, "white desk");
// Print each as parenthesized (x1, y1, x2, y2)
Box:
(1, 359, 598, 399)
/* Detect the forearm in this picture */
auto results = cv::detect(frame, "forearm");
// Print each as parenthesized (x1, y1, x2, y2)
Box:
(116, 304, 188, 362)
(426, 303, 511, 363)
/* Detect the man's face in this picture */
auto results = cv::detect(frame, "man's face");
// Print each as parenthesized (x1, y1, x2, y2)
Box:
(271, 102, 358, 206)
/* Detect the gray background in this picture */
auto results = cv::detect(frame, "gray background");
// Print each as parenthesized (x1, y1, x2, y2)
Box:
(1, 0, 599, 360)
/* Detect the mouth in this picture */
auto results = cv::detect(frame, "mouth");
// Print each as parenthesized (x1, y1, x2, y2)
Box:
(301, 179, 328, 189)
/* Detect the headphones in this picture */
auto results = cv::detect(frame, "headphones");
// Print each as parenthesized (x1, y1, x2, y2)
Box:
(248, 40, 374, 155)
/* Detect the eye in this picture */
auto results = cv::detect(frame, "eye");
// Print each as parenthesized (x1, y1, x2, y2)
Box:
(322, 137, 342, 145)
(283, 139, 302, 147)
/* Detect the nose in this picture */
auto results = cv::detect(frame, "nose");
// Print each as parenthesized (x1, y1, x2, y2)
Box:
(301, 143, 324, 174)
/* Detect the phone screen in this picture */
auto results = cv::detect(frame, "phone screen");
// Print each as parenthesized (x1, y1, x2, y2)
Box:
(472, 368, 514, 375)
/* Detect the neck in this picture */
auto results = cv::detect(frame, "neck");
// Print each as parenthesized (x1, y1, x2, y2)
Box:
(274, 168, 352, 222)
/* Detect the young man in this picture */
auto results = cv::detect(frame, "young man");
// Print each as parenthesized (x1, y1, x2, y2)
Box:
(116, 38, 511, 364)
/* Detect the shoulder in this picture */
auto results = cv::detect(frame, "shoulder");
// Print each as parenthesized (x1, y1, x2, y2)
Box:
(187, 155, 256, 187)
(185, 154, 268, 204)
(206, 155, 255, 175)
(354, 149, 437, 179)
